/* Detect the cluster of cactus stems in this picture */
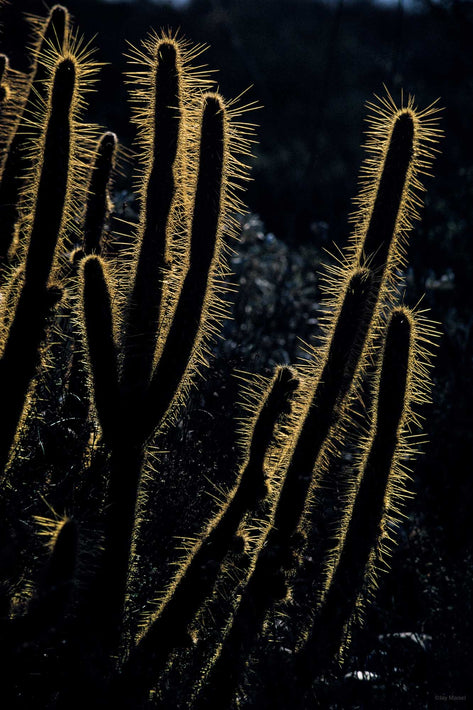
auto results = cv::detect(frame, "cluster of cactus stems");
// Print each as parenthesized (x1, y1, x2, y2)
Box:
(0, 5, 441, 709)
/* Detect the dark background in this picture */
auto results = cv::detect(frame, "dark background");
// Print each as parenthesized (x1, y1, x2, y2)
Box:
(1, 0, 472, 707)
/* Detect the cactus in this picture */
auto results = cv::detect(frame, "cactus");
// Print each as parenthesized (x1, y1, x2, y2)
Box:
(0, 6, 441, 709)
(83, 131, 118, 256)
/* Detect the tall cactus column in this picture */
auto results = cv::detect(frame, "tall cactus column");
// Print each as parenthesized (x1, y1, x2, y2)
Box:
(0, 56, 76, 473)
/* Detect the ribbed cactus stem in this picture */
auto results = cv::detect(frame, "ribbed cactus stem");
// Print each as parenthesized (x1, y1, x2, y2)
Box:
(0, 58, 75, 472)
(361, 111, 415, 269)
(83, 132, 118, 255)
(297, 308, 413, 679)
(0, 5, 69, 262)
(116, 367, 299, 700)
(144, 93, 227, 440)
(122, 40, 183, 398)
(81, 255, 120, 443)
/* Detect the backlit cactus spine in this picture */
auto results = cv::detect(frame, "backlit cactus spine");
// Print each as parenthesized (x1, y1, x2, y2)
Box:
(195, 94, 440, 708)
(79, 33, 254, 650)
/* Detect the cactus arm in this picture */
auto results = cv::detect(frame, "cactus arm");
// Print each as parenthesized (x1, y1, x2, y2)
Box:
(0, 515, 78, 688)
(275, 269, 375, 532)
(58, 132, 118, 422)
(41, 516, 78, 595)
(144, 93, 227, 441)
(29, 516, 78, 631)
(0, 57, 75, 472)
(121, 40, 183, 400)
(0, 53, 23, 155)
(26, 6, 69, 101)
(0, 52, 7, 92)
(22, 60, 74, 288)
(80, 255, 120, 444)
(350, 95, 441, 281)
(361, 111, 414, 269)
(0, 54, 14, 162)
(83, 131, 117, 256)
